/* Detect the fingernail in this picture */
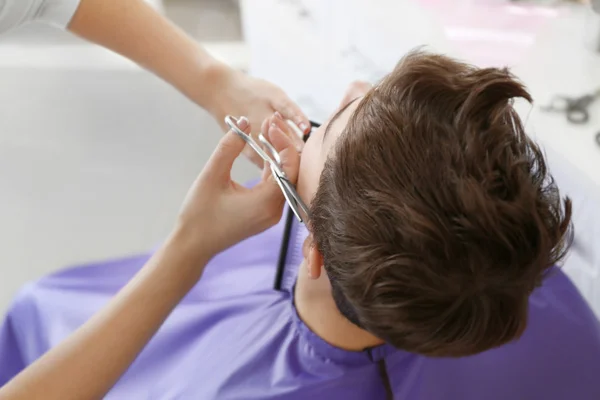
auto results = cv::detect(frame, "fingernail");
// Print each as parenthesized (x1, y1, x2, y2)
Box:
(274, 111, 283, 120)
(299, 122, 309, 133)
(238, 116, 249, 129)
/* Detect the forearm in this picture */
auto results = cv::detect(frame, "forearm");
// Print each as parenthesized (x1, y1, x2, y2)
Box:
(0, 230, 211, 400)
(67, 0, 225, 110)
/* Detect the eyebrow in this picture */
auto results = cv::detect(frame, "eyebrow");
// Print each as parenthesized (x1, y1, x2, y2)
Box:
(323, 98, 359, 142)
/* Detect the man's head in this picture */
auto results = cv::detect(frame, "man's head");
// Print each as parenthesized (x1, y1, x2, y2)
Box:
(296, 50, 573, 357)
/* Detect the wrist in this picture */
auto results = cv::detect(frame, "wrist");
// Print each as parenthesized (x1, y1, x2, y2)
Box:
(188, 60, 233, 117)
(194, 61, 238, 124)
(163, 226, 215, 276)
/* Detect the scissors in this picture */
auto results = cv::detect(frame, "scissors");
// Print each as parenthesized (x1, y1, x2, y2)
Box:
(541, 89, 600, 124)
(224, 115, 311, 223)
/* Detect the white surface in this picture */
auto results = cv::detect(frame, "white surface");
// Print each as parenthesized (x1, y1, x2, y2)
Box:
(513, 5, 600, 315)
(241, 0, 450, 120)
(242, 0, 600, 316)
(514, 6, 600, 188)
(0, 24, 256, 313)
(0, 41, 249, 70)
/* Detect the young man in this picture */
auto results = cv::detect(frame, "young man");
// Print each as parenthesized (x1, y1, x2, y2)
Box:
(1, 51, 599, 399)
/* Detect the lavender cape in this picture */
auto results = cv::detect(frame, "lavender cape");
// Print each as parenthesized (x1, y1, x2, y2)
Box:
(1, 213, 599, 399)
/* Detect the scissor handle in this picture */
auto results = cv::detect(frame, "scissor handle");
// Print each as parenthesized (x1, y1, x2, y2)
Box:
(567, 108, 590, 124)
(544, 96, 571, 112)
(224, 116, 267, 156)
(566, 93, 598, 124)
(224, 116, 286, 177)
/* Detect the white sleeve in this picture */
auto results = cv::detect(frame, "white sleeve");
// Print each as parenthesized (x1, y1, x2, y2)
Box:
(0, 0, 81, 34)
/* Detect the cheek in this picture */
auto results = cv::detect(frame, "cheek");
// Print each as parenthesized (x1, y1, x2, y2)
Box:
(297, 138, 323, 205)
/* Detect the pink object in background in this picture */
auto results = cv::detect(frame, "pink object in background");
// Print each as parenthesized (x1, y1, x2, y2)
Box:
(418, 0, 564, 67)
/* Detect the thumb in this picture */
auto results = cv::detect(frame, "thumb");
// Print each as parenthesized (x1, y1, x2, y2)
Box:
(205, 117, 250, 179)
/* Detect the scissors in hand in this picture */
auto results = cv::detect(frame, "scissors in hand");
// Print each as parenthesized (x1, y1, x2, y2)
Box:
(224, 115, 311, 223)
(541, 89, 600, 124)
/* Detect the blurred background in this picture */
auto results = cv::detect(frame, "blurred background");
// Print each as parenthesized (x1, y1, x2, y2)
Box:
(0, 0, 599, 318)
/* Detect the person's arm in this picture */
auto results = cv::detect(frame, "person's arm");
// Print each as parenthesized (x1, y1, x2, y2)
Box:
(0, 117, 301, 400)
(67, 0, 310, 165)
(0, 0, 309, 166)
(0, 231, 210, 400)
(68, 0, 219, 112)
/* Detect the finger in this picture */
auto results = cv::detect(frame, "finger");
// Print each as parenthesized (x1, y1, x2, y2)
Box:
(240, 180, 287, 230)
(273, 112, 305, 151)
(261, 157, 272, 181)
(273, 112, 293, 135)
(248, 123, 303, 227)
(266, 123, 301, 183)
(267, 122, 294, 153)
(259, 116, 276, 181)
(262, 113, 304, 154)
(261, 117, 271, 137)
(275, 97, 311, 134)
(205, 117, 250, 179)
(253, 123, 295, 198)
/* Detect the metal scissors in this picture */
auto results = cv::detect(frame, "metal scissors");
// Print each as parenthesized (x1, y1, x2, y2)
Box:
(224, 115, 311, 223)
(541, 89, 600, 124)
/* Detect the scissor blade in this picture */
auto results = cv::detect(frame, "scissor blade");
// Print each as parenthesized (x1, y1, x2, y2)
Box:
(258, 133, 283, 168)
(273, 171, 303, 223)
(225, 115, 276, 165)
(278, 177, 310, 222)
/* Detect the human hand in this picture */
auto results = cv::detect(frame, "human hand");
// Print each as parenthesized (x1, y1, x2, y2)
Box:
(174, 116, 301, 258)
(260, 111, 304, 154)
(205, 66, 309, 168)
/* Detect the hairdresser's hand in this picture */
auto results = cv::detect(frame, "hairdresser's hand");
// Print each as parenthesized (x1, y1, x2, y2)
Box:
(260, 111, 305, 154)
(175, 116, 301, 257)
(206, 66, 309, 168)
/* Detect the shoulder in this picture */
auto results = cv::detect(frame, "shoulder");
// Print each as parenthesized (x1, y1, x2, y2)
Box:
(387, 269, 600, 399)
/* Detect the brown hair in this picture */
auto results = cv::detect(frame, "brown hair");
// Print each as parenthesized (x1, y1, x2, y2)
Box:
(310, 51, 573, 357)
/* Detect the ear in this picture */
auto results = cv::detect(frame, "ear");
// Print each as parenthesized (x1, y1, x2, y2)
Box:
(305, 237, 324, 279)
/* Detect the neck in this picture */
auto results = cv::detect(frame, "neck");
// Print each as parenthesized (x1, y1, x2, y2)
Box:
(294, 263, 384, 351)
